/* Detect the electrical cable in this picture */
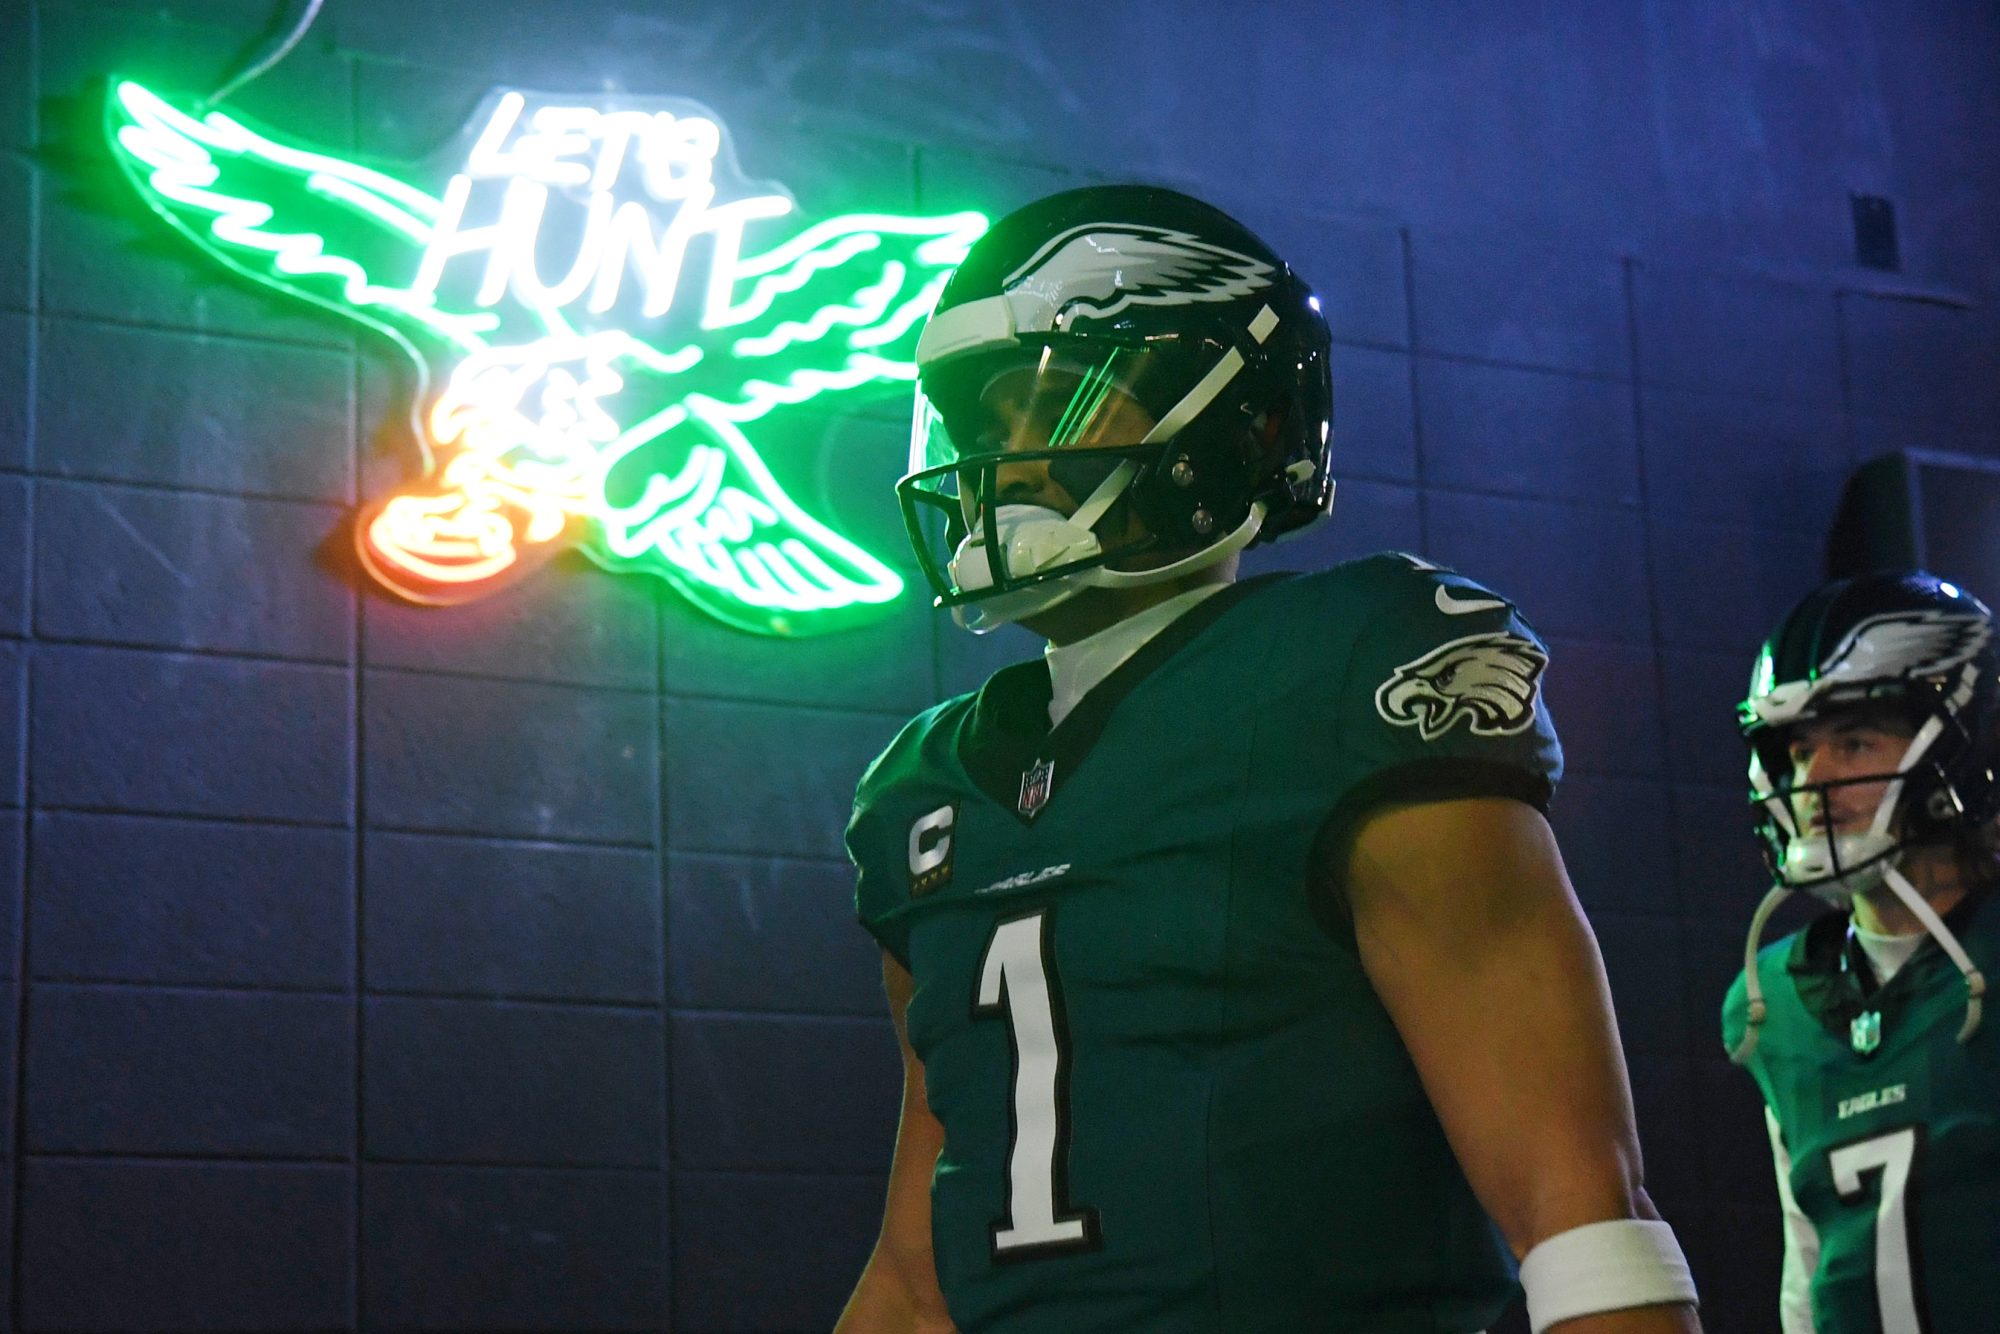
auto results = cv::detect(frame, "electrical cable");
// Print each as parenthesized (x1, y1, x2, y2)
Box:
(206, 0, 325, 107)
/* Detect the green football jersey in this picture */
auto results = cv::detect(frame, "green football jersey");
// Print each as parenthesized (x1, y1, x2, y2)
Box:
(1723, 890, 2000, 1334)
(849, 555, 1564, 1333)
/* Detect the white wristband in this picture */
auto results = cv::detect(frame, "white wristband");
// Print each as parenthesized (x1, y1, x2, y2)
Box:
(1520, 1218, 1697, 1334)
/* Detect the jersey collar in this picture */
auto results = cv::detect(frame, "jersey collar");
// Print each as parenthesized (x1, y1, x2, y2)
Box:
(958, 573, 1288, 824)
(1044, 581, 1230, 728)
(1788, 886, 1992, 1045)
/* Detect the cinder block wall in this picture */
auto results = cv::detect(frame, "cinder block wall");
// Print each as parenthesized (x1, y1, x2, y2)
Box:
(2, 3, 1997, 1331)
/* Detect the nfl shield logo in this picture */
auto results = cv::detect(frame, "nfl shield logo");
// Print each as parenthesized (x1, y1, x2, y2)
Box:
(1018, 759, 1055, 819)
(1851, 1010, 1882, 1056)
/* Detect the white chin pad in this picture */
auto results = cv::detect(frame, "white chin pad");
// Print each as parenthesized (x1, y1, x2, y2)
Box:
(949, 504, 1102, 594)
(947, 504, 1102, 632)
(1785, 829, 1895, 901)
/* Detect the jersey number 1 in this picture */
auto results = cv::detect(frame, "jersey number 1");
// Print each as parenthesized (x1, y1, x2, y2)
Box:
(974, 909, 1101, 1260)
(1828, 1126, 1928, 1333)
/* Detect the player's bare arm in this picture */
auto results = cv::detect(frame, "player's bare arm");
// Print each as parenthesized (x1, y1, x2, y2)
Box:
(1345, 796, 1701, 1333)
(834, 953, 957, 1334)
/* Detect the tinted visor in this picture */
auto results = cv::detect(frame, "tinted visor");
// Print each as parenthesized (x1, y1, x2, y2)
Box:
(901, 329, 1252, 604)
(911, 336, 1212, 527)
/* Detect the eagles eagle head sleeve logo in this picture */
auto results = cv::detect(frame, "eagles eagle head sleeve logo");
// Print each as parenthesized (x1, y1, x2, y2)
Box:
(1375, 631, 1549, 741)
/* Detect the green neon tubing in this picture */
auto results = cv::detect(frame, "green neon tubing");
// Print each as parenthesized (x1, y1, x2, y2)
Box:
(106, 78, 987, 634)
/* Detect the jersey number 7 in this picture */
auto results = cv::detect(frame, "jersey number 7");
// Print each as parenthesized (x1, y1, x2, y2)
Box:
(974, 908, 1102, 1261)
(1828, 1125, 1929, 1333)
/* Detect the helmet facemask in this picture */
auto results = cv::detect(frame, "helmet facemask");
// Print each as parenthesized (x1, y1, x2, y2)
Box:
(1746, 697, 1954, 905)
(899, 329, 1283, 633)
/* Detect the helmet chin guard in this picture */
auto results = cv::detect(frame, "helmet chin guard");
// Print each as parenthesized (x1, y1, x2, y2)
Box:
(944, 495, 1267, 634)
(1781, 830, 1896, 901)
(946, 503, 1107, 633)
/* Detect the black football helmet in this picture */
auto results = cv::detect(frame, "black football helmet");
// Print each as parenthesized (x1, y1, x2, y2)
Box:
(896, 185, 1334, 631)
(1730, 570, 1996, 1062)
(1740, 571, 1998, 895)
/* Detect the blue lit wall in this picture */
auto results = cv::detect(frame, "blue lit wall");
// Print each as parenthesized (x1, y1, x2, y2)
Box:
(1, 2, 1997, 1331)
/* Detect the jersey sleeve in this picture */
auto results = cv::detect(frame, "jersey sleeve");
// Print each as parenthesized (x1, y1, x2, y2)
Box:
(847, 707, 952, 972)
(1321, 556, 1561, 820)
(848, 755, 913, 971)
(1306, 556, 1563, 907)
(1721, 968, 1752, 1060)
(1721, 946, 1788, 1098)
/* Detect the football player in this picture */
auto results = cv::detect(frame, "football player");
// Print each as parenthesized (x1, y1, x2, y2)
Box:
(1724, 572, 1999, 1333)
(837, 185, 1699, 1333)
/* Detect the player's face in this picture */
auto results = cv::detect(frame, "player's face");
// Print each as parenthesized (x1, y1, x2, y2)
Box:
(972, 366, 1156, 528)
(1785, 711, 1914, 836)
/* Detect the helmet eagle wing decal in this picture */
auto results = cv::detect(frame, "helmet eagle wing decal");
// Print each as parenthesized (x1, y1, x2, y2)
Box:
(1747, 609, 1993, 726)
(1002, 225, 1276, 331)
(1818, 610, 1993, 684)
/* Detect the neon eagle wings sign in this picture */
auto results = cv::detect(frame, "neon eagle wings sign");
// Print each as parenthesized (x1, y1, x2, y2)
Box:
(106, 80, 987, 635)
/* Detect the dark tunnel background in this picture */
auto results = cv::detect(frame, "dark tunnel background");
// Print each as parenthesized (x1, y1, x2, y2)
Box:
(0, 1, 1998, 1329)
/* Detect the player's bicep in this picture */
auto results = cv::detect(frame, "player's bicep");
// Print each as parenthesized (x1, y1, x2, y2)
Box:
(837, 951, 954, 1333)
(1345, 797, 1646, 1253)
(885, 951, 940, 1136)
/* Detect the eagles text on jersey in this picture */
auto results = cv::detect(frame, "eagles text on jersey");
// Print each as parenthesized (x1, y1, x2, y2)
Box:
(848, 553, 1563, 1332)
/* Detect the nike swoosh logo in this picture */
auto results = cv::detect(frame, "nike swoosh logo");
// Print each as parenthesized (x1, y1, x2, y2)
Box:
(1435, 585, 1507, 616)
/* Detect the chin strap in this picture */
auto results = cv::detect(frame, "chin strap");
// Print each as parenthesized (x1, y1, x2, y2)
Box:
(1087, 501, 1265, 590)
(1729, 886, 1795, 1065)
(947, 462, 1143, 633)
(1879, 864, 1986, 1043)
(1731, 868, 1987, 1066)
(1067, 460, 1140, 532)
